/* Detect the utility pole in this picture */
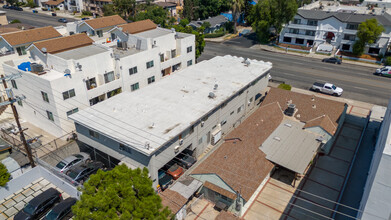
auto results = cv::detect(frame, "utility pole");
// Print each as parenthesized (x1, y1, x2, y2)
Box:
(1, 74, 35, 167)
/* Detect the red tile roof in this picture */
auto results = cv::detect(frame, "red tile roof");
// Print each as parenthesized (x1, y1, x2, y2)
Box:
(1, 26, 61, 46)
(192, 102, 284, 201)
(303, 115, 337, 135)
(84, 15, 126, 30)
(159, 189, 187, 214)
(32, 33, 93, 54)
(117, 19, 157, 34)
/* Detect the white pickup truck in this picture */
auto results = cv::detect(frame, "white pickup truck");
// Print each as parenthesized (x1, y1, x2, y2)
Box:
(312, 82, 343, 96)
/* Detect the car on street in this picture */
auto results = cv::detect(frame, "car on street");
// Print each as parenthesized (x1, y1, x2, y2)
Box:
(173, 154, 197, 169)
(158, 170, 173, 190)
(43, 197, 77, 220)
(58, 18, 68, 23)
(9, 5, 16, 9)
(2, 5, 9, 9)
(55, 152, 91, 173)
(65, 161, 104, 185)
(81, 17, 90, 20)
(322, 57, 342, 64)
(311, 82, 343, 96)
(14, 188, 62, 220)
(165, 163, 184, 180)
(14, 6, 23, 11)
(375, 66, 391, 77)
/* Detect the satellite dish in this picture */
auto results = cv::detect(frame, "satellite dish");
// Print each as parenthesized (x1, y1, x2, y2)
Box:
(41, 47, 47, 53)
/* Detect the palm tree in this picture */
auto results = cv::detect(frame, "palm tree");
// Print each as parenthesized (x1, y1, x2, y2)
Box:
(232, 0, 244, 34)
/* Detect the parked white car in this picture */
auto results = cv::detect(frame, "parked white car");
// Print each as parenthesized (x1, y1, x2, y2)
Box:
(54, 152, 91, 173)
(312, 82, 343, 96)
(375, 66, 391, 77)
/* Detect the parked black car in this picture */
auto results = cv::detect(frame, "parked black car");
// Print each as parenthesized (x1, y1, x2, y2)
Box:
(9, 5, 16, 9)
(58, 18, 68, 23)
(158, 170, 173, 190)
(65, 161, 104, 185)
(14, 188, 62, 220)
(173, 154, 197, 169)
(43, 197, 77, 220)
(15, 7, 23, 11)
(2, 5, 9, 9)
(322, 57, 342, 64)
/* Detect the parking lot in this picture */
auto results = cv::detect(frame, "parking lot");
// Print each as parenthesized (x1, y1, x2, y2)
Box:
(0, 177, 71, 219)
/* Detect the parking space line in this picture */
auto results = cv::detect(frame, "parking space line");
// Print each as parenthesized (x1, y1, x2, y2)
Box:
(255, 200, 298, 220)
(327, 155, 351, 164)
(304, 177, 340, 192)
(313, 166, 345, 178)
(334, 145, 355, 152)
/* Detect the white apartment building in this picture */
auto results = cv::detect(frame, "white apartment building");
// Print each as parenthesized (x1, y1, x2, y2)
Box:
(69, 55, 272, 188)
(2, 20, 195, 138)
(280, 7, 391, 55)
(64, 0, 83, 12)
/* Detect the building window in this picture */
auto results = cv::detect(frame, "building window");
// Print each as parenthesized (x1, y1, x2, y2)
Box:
(16, 46, 26, 56)
(46, 110, 54, 121)
(187, 46, 192, 53)
(146, 60, 154, 69)
(104, 71, 115, 83)
(307, 20, 318, 26)
(293, 18, 301, 24)
(230, 111, 234, 115)
(198, 137, 203, 144)
(119, 144, 132, 154)
(17, 100, 23, 106)
(307, 40, 314, 46)
(147, 76, 155, 84)
(131, 83, 139, 91)
(172, 63, 181, 72)
(343, 34, 355, 41)
(305, 30, 315, 36)
(129, 66, 138, 75)
(346, 23, 358, 30)
(62, 89, 76, 100)
(97, 30, 103, 37)
(171, 49, 176, 58)
(107, 87, 122, 98)
(342, 44, 350, 51)
(89, 129, 99, 139)
(368, 47, 380, 54)
(289, 28, 299, 34)
(160, 54, 164, 62)
(41, 91, 49, 103)
(86, 77, 97, 90)
(187, 60, 193, 66)
(237, 104, 244, 113)
(221, 119, 227, 126)
(295, 38, 304, 44)
(66, 108, 79, 117)
(283, 37, 292, 43)
(11, 80, 17, 89)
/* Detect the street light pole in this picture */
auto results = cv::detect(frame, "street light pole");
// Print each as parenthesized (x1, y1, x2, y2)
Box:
(1, 75, 36, 167)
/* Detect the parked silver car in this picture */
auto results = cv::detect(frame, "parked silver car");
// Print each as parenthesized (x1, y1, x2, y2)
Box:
(54, 152, 91, 173)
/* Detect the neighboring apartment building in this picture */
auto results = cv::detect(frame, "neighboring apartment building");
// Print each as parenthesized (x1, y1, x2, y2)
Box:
(76, 15, 127, 42)
(64, 0, 83, 12)
(279, 8, 391, 55)
(3, 20, 195, 137)
(358, 98, 391, 220)
(69, 55, 272, 189)
(109, 19, 195, 76)
(82, 0, 112, 16)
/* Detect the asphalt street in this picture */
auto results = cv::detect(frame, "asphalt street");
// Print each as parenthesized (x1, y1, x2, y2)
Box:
(199, 36, 391, 106)
(3, 8, 76, 27)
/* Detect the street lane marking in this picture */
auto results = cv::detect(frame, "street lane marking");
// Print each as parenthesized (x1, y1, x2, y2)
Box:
(353, 86, 369, 91)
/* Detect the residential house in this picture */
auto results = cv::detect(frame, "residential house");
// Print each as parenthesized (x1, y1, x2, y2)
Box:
(0, 26, 62, 56)
(69, 55, 272, 189)
(279, 6, 391, 55)
(189, 15, 228, 33)
(363, 0, 391, 8)
(358, 98, 391, 220)
(42, 0, 65, 10)
(64, 0, 83, 12)
(76, 15, 126, 41)
(155, 2, 177, 17)
(82, 0, 112, 16)
(191, 88, 346, 215)
(109, 19, 195, 77)
(4, 19, 195, 138)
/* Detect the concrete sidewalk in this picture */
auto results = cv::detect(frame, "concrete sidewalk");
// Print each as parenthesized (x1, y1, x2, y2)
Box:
(252, 44, 381, 69)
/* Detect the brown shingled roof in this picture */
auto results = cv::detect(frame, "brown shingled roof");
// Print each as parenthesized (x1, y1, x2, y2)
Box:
(0, 26, 61, 46)
(43, 0, 64, 6)
(32, 33, 93, 54)
(262, 88, 345, 129)
(303, 115, 337, 135)
(204, 181, 236, 200)
(192, 102, 284, 201)
(85, 15, 126, 30)
(117, 19, 157, 34)
(159, 189, 187, 214)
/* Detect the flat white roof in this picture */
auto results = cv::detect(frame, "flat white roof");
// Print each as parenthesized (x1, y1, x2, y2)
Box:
(134, 27, 172, 39)
(70, 55, 272, 155)
(55, 45, 108, 60)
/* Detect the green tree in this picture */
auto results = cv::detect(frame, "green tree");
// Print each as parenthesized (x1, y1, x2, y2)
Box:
(250, 0, 297, 43)
(6, 0, 18, 6)
(26, 0, 37, 8)
(135, 5, 168, 27)
(103, 4, 117, 16)
(179, 18, 190, 27)
(72, 165, 171, 220)
(353, 19, 384, 55)
(113, 0, 136, 18)
(243, 0, 254, 25)
(10, 19, 21, 24)
(232, 0, 244, 33)
(201, 21, 211, 29)
(0, 162, 10, 187)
